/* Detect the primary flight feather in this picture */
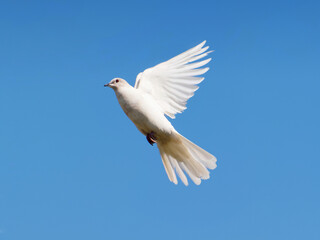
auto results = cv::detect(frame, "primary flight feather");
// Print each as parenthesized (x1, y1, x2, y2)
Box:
(105, 41, 217, 185)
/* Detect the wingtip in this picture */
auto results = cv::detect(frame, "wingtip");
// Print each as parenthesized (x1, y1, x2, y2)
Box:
(203, 67, 210, 74)
(198, 40, 206, 49)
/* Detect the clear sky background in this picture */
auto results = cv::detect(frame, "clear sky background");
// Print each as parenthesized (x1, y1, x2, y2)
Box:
(0, 0, 319, 239)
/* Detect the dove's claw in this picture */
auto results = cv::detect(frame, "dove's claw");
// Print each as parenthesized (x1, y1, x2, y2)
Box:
(147, 132, 157, 146)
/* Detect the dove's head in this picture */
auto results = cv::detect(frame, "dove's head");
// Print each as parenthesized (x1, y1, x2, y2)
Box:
(104, 78, 129, 90)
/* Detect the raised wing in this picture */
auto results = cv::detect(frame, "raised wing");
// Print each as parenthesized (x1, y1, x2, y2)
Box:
(134, 41, 213, 119)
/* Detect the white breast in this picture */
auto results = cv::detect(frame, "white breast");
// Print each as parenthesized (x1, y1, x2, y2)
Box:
(115, 87, 175, 137)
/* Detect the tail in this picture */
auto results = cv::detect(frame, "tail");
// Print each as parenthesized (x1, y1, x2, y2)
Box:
(157, 133, 217, 186)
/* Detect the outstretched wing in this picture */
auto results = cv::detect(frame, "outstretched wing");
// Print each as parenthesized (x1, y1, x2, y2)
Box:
(134, 41, 213, 119)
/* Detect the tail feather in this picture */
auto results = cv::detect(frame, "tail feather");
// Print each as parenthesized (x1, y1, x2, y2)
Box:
(180, 162, 201, 185)
(159, 149, 177, 184)
(169, 156, 188, 186)
(180, 134, 217, 170)
(157, 133, 217, 186)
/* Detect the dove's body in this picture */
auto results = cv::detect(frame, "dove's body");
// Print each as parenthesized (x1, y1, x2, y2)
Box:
(115, 84, 175, 141)
(106, 41, 217, 186)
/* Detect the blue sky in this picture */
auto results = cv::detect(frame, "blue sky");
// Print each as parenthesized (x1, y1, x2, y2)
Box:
(1, 0, 319, 239)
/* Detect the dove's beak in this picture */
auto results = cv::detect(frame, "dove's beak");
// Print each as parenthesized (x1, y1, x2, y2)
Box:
(104, 83, 110, 87)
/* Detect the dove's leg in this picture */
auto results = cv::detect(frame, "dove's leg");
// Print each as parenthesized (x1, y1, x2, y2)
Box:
(146, 132, 157, 146)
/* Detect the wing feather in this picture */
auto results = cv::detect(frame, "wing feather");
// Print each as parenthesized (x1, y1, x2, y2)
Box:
(135, 41, 212, 118)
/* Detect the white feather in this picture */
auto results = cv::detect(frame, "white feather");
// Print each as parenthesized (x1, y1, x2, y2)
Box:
(134, 41, 212, 119)
(157, 132, 216, 186)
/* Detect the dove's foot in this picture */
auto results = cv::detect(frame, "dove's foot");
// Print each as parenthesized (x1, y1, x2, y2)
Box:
(147, 132, 157, 146)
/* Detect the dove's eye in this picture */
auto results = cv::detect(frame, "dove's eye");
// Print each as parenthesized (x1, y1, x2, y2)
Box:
(116, 79, 119, 83)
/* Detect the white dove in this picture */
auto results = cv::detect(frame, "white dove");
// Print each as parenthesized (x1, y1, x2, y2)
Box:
(105, 41, 217, 185)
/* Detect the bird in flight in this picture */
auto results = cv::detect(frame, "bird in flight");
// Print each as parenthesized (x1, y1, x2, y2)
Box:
(105, 41, 217, 185)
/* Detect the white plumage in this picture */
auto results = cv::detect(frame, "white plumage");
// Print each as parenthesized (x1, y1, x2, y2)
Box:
(134, 41, 213, 119)
(106, 41, 217, 185)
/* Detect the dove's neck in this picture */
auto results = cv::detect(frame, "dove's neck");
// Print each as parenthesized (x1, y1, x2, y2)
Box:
(114, 85, 134, 99)
(114, 85, 139, 112)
